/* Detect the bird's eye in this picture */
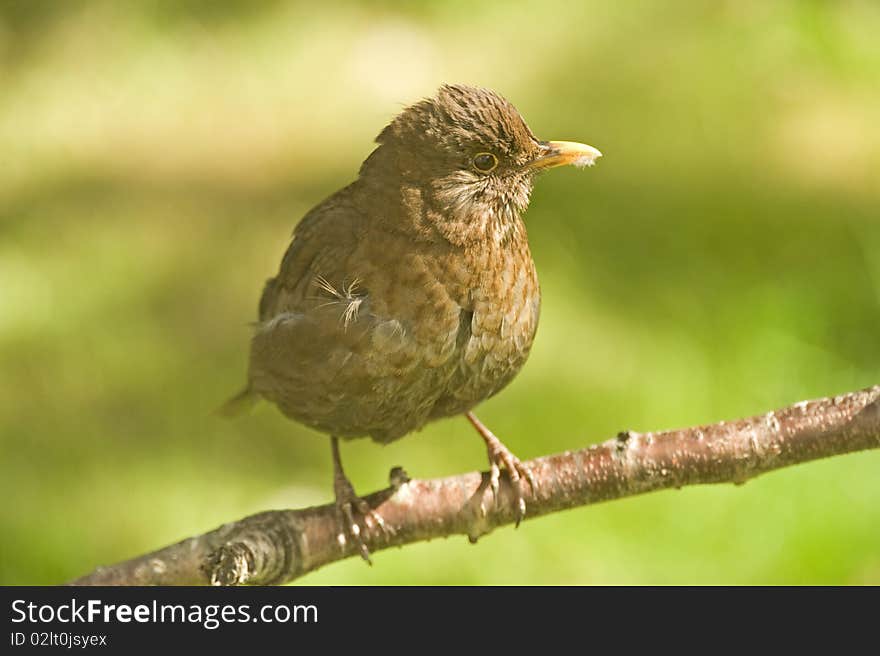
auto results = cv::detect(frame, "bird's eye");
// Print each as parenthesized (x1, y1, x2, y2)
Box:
(472, 152, 498, 173)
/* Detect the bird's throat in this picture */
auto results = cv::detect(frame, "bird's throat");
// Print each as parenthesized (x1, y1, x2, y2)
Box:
(426, 176, 533, 248)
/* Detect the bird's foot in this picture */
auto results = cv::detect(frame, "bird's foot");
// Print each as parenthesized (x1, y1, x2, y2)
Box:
(465, 413, 536, 527)
(485, 437, 536, 527)
(333, 473, 393, 564)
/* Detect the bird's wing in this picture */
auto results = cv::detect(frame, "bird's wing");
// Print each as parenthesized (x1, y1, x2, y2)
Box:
(245, 186, 459, 439)
(221, 186, 365, 416)
(258, 184, 364, 321)
(232, 180, 519, 439)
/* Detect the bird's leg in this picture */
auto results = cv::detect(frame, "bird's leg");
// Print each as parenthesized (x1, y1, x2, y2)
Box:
(330, 436, 392, 564)
(464, 412, 536, 527)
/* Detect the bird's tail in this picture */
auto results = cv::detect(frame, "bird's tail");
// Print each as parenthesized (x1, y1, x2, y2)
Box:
(217, 386, 259, 418)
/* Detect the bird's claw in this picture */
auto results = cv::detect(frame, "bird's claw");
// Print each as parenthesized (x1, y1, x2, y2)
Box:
(484, 438, 535, 527)
(334, 475, 394, 564)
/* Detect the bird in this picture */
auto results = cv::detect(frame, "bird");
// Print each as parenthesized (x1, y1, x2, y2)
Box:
(223, 84, 601, 561)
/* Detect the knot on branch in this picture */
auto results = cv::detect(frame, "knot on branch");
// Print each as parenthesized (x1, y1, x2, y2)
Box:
(204, 542, 254, 586)
(203, 515, 302, 586)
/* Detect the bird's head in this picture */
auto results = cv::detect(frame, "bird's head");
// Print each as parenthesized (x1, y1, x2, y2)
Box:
(364, 84, 601, 243)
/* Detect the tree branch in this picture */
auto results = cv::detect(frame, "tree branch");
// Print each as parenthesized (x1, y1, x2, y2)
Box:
(71, 385, 880, 586)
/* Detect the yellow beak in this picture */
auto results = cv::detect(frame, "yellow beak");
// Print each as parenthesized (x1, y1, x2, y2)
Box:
(529, 140, 603, 170)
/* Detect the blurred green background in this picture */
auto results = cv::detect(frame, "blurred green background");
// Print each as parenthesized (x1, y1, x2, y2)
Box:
(2, 0, 879, 585)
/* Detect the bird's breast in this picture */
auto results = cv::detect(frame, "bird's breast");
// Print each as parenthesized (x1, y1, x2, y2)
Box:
(426, 224, 541, 417)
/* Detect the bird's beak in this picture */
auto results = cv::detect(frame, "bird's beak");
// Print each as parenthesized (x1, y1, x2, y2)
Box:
(528, 140, 603, 170)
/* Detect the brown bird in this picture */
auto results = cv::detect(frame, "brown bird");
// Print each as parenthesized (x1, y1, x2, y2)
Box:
(224, 84, 601, 560)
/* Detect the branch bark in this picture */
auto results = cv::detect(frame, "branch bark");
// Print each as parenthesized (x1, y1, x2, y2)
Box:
(71, 385, 880, 586)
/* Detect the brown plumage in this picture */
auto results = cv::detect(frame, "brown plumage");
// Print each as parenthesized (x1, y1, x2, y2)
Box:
(225, 84, 601, 560)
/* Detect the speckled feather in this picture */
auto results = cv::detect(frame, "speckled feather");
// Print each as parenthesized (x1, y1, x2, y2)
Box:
(243, 85, 543, 443)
